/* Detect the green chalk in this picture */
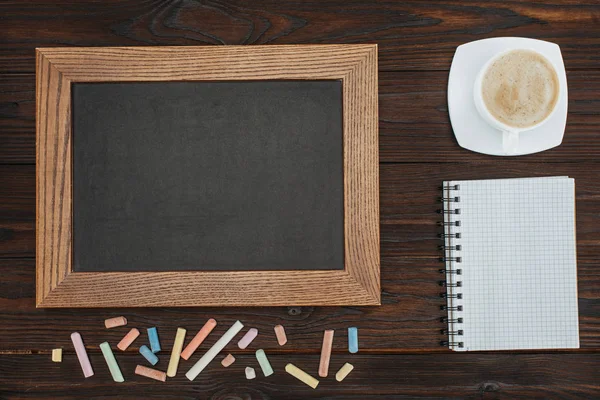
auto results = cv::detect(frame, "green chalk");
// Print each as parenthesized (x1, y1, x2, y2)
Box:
(99, 342, 124, 382)
(255, 349, 273, 377)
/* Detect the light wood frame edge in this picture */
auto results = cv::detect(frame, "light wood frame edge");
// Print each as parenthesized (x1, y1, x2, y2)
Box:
(36, 45, 379, 307)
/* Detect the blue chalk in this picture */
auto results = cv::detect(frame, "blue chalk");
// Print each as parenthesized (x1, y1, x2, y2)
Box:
(139, 345, 159, 366)
(147, 327, 161, 353)
(348, 327, 358, 353)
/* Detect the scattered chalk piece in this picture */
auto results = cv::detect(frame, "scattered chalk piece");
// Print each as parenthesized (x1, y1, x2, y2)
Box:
(117, 328, 140, 351)
(274, 324, 287, 346)
(105, 316, 127, 329)
(285, 363, 319, 389)
(51, 348, 62, 362)
(256, 349, 273, 377)
(318, 329, 334, 377)
(99, 342, 124, 383)
(348, 327, 358, 353)
(71, 332, 94, 378)
(238, 328, 258, 350)
(135, 365, 166, 382)
(139, 345, 159, 366)
(147, 327, 161, 353)
(245, 366, 256, 380)
(181, 318, 217, 360)
(167, 328, 186, 377)
(221, 354, 235, 367)
(335, 362, 354, 382)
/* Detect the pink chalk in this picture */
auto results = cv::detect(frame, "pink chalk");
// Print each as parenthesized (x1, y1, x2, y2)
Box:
(237, 328, 258, 349)
(71, 332, 94, 378)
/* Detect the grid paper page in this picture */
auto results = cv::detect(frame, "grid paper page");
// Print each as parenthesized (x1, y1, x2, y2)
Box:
(445, 177, 579, 351)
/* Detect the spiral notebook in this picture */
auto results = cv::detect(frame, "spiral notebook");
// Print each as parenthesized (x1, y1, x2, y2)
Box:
(440, 176, 579, 351)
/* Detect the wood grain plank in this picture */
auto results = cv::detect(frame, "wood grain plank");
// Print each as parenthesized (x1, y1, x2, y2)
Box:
(3, 70, 600, 164)
(1, 0, 600, 73)
(0, 353, 599, 399)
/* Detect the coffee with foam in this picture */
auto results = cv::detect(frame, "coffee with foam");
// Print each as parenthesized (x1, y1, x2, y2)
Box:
(481, 49, 559, 129)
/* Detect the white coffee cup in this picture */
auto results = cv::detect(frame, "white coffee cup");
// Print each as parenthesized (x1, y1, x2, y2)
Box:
(473, 48, 563, 155)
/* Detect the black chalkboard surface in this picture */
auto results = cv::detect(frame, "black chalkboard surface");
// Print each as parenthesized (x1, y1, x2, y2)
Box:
(72, 81, 344, 272)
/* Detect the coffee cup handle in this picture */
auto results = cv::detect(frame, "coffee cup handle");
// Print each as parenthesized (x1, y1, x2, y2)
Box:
(502, 130, 519, 155)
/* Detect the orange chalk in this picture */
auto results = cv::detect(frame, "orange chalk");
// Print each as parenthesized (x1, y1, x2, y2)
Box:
(221, 354, 235, 367)
(318, 329, 334, 378)
(105, 316, 127, 329)
(117, 328, 140, 351)
(135, 365, 166, 382)
(180, 318, 217, 360)
(274, 325, 287, 346)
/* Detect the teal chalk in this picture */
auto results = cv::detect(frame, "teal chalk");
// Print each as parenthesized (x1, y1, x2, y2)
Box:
(147, 327, 161, 353)
(99, 342, 124, 383)
(255, 349, 274, 377)
(139, 345, 159, 365)
(348, 327, 358, 353)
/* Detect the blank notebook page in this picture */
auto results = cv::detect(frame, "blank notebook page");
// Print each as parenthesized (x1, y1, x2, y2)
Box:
(446, 177, 579, 351)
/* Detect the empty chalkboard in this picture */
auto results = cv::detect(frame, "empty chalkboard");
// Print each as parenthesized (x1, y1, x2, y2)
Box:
(72, 81, 344, 272)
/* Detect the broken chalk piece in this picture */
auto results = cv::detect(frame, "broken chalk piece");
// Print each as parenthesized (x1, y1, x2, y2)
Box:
(318, 329, 334, 377)
(140, 345, 159, 366)
(221, 354, 236, 367)
(105, 316, 127, 329)
(238, 328, 258, 350)
(185, 320, 244, 381)
(255, 349, 274, 377)
(167, 328, 186, 377)
(335, 362, 354, 382)
(71, 332, 94, 378)
(117, 328, 140, 351)
(274, 324, 287, 346)
(348, 327, 358, 353)
(245, 366, 256, 380)
(181, 318, 217, 360)
(99, 342, 124, 383)
(285, 363, 319, 389)
(135, 365, 166, 382)
(51, 348, 62, 362)
(147, 327, 161, 353)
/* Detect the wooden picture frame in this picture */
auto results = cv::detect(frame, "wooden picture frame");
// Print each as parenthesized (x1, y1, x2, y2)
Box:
(36, 45, 379, 307)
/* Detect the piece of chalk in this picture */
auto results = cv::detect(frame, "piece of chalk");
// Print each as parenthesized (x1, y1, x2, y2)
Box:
(71, 332, 94, 378)
(335, 362, 354, 382)
(135, 365, 166, 382)
(274, 324, 287, 346)
(140, 345, 159, 365)
(180, 318, 217, 360)
(147, 327, 161, 353)
(245, 366, 256, 380)
(255, 349, 274, 377)
(51, 348, 62, 362)
(105, 316, 127, 329)
(348, 327, 358, 353)
(221, 354, 235, 367)
(285, 363, 319, 389)
(185, 320, 244, 381)
(99, 342, 124, 383)
(237, 328, 258, 350)
(318, 329, 334, 377)
(167, 328, 186, 377)
(117, 328, 140, 351)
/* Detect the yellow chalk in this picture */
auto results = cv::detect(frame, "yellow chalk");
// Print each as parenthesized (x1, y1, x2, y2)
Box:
(285, 363, 319, 389)
(335, 362, 354, 382)
(51, 348, 62, 362)
(167, 328, 186, 377)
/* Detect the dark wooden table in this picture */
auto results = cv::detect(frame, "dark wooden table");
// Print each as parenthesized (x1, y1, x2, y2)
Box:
(1, 1, 599, 398)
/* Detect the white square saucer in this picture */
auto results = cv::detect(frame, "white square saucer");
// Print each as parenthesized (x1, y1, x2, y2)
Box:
(448, 37, 568, 156)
